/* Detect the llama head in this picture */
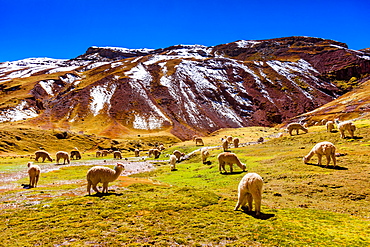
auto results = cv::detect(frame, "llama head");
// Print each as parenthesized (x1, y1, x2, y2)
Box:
(303, 156, 309, 163)
(115, 163, 125, 170)
(242, 164, 247, 171)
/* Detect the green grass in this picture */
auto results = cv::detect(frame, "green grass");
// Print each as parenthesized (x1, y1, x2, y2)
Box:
(0, 121, 369, 246)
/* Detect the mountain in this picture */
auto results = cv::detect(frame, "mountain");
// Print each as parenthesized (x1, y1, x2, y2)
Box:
(1, 36, 369, 140)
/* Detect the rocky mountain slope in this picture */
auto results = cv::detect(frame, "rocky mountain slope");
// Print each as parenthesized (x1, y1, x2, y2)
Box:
(0, 36, 369, 140)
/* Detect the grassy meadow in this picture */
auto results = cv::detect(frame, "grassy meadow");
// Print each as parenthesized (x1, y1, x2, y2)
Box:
(0, 122, 369, 246)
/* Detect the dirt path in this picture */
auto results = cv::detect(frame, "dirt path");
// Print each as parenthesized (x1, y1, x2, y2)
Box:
(0, 159, 156, 191)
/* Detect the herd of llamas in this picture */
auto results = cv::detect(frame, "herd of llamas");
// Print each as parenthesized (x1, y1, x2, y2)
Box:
(23, 118, 357, 217)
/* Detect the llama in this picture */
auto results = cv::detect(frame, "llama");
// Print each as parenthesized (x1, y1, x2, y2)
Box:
(70, 150, 81, 160)
(222, 139, 229, 152)
(134, 149, 140, 157)
(303, 141, 336, 167)
(169, 154, 177, 171)
(226, 136, 233, 143)
(158, 144, 165, 151)
(27, 162, 41, 188)
(173, 150, 185, 161)
(200, 147, 210, 164)
(96, 151, 102, 158)
(338, 121, 356, 139)
(101, 150, 109, 157)
(86, 163, 125, 195)
(218, 152, 246, 173)
(113, 151, 122, 159)
(286, 123, 308, 136)
(149, 149, 161, 159)
(35, 150, 53, 162)
(234, 173, 263, 216)
(326, 121, 335, 133)
(56, 151, 70, 165)
(233, 137, 240, 148)
(194, 137, 204, 146)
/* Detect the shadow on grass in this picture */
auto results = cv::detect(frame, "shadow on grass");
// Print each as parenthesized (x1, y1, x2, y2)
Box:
(241, 209, 275, 220)
(220, 171, 245, 175)
(86, 192, 124, 197)
(343, 136, 363, 140)
(21, 184, 32, 189)
(305, 162, 348, 170)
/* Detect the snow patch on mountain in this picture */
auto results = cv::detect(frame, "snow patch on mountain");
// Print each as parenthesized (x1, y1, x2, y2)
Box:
(47, 65, 80, 74)
(39, 80, 55, 96)
(210, 100, 244, 127)
(128, 79, 171, 130)
(0, 101, 38, 123)
(91, 46, 154, 54)
(266, 60, 317, 100)
(89, 83, 117, 116)
(159, 62, 171, 87)
(125, 63, 152, 87)
(236, 40, 261, 48)
(133, 114, 165, 130)
(60, 73, 81, 85)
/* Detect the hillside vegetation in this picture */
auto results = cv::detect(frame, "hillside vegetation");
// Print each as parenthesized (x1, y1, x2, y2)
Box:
(0, 120, 369, 246)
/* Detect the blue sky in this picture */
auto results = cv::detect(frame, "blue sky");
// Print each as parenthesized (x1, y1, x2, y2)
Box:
(1, 0, 369, 62)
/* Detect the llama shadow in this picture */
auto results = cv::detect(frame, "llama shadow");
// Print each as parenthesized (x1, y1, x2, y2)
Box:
(203, 161, 212, 165)
(305, 162, 348, 170)
(21, 184, 33, 189)
(220, 171, 245, 175)
(343, 136, 362, 140)
(86, 191, 124, 197)
(241, 210, 275, 220)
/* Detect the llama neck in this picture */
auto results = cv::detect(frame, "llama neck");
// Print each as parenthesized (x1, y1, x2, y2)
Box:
(235, 156, 242, 166)
(306, 149, 315, 159)
(113, 167, 123, 179)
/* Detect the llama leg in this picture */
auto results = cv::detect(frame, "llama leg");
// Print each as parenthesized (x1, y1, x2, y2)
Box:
(87, 181, 92, 195)
(325, 154, 331, 167)
(102, 182, 109, 193)
(234, 191, 245, 210)
(317, 154, 322, 166)
(254, 196, 262, 216)
(246, 193, 253, 212)
(251, 190, 262, 216)
(349, 130, 354, 138)
(219, 161, 223, 173)
(35, 175, 39, 187)
(240, 193, 249, 210)
(332, 154, 337, 166)
(92, 184, 100, 193)
(229, 164, 233, 173)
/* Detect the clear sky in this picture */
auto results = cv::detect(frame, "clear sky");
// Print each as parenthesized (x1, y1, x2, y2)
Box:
(1, 0, 369, 62)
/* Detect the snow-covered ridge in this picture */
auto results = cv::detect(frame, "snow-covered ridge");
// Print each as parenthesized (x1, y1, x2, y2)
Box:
(236, 40, 261, 48)
(90, 46, 155, 54)
(0, 57, 77, 82)
(0, 57, 67, 67)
